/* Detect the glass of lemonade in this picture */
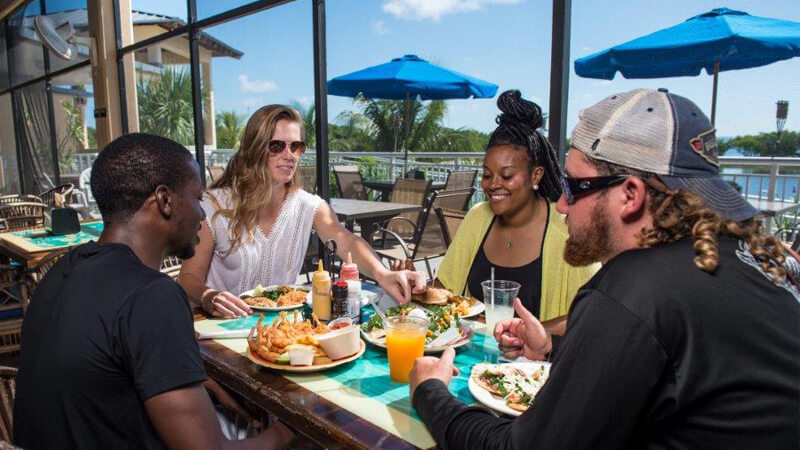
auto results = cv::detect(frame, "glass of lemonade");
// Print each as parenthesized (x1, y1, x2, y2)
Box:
(385, 315, 429, 383)
(481, 280, 521, 335)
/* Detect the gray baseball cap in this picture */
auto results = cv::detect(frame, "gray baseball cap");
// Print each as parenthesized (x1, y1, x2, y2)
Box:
(570, 88, 757, 222)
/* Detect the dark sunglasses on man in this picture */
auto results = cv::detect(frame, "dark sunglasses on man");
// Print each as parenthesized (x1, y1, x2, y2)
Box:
(560, 174, 630, 204)
(268, 139, 306, 156)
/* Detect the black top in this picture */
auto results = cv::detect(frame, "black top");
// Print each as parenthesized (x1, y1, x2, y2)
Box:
(414, 236, 800, 450)
(466, 211, 547, 317)
(14, 242, 207, 450)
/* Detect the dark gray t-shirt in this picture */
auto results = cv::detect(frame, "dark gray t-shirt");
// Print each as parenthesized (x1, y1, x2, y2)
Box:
(14, 242, 207, 449)
(414, 236, 800, 450)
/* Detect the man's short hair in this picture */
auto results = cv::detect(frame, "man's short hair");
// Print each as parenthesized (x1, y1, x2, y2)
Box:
(91, 133, 196, 223)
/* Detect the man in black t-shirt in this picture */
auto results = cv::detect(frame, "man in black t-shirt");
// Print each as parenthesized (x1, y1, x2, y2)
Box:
(408, 89, 800, 449)
(14, 133, 293, 449)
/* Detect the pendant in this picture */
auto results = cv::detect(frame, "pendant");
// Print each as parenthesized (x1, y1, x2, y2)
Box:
(506, 241, 513, 250)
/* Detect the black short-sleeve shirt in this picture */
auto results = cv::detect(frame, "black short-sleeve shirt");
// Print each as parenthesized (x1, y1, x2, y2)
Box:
(14, 242, 207, 450)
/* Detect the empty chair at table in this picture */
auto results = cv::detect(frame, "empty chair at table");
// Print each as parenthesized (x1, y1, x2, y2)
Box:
(0, 195, 43, 206)
(375, 188, 466, 278)
(405, 168, 425, 180)
(0, 366, 17, 440)
(38, 184, 74, 207)
(0, 203, 45, 230)
(206, 164, 226, 185)
(159, 256, 182, 281)
(443, 170, 478, 191)
(22, 249, 69, 310)
(299, 165, 317, 194)
(333, 165, 368, 200)
(382, 178, 431, 241)
(435, 207, 467, 247)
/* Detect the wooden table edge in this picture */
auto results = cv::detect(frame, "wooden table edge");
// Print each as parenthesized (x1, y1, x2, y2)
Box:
(196, 328, 429, 450)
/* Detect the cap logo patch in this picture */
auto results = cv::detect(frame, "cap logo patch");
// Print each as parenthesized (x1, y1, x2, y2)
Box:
(689, 129, 719, 166)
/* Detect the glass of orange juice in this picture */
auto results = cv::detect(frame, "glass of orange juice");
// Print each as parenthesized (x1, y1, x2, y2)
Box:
(385, 315, 429, 383)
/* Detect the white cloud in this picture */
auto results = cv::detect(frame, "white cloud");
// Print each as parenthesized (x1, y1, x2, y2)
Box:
(237, 74, 278, 93)
(242, 97, 264, 107)
(372, 20, 390, 35)
(383, 0, 520, 22)
(295, 96, 313, 108)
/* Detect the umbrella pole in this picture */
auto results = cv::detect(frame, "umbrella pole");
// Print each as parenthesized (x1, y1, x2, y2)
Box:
(403, 92, 411, 174)
(711, 60, 719, 126)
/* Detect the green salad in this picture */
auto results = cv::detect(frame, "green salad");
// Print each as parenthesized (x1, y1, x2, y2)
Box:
(361, 303, 463, 344)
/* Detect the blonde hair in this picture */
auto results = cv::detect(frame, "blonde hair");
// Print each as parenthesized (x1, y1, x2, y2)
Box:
(587, 156, 789, 282)
(208, 105, 303, 253)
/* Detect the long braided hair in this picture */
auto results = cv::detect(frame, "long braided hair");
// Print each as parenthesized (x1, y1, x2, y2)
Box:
(487, 90, 563, 202)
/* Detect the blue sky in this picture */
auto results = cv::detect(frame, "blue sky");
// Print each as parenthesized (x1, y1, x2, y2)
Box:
(131, 0, 800, 141)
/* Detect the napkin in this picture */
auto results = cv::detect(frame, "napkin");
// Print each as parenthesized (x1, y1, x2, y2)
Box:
(197, 329, 251, 340)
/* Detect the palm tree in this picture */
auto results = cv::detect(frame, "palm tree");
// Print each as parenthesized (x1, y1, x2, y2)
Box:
(137, 67, 195, 146)
(215, 110, 244, 150)
(289, 101, 316, 149)
(356, 96, 447, 152)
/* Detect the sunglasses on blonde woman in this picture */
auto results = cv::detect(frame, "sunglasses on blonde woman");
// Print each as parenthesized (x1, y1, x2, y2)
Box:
(268, 140, 307, 156)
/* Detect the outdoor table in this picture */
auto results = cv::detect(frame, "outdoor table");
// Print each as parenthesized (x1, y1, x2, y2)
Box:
(0, 221, 103, 268)
(747, 198, 800, 233)
(194, 284, 505, 450)
(330, 198, 421, 246)
(363, 181, 447, 202)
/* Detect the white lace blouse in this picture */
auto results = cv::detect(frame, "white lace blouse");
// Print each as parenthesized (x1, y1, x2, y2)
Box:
(201, 187, 323, 295)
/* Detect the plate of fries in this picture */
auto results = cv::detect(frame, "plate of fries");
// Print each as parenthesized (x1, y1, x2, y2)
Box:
(246, 311, 365, 372)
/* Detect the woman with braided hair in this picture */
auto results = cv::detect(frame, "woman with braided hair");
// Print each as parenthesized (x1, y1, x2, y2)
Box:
(434, 90, 598, 334)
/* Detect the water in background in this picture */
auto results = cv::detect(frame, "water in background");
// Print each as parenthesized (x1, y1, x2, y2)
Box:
(722, 170, 799, 202)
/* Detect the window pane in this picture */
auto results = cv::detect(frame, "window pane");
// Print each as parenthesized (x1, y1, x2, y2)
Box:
(0, 94, 20, 193)
(129, 0, 187, 45)
(8, 0, 45, 87)
(198, 1, 314, 174)
(13, 80, 56, 192)
(133, 36, 195, 147)
(52, 66, 94, 190)
(42, 0, 90, 74)
(197, 1, 261, 21)
(0, 22, 9, 91)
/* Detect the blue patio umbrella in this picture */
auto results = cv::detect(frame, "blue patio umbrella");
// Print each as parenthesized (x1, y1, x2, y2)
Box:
(328, 54, 498, 164)
(574, 8, 800, 124)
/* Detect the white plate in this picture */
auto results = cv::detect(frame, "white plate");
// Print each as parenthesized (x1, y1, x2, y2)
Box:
(239, 285, 309, 312)
(304, 290, 378, 308)
(468, 362, 551, 417)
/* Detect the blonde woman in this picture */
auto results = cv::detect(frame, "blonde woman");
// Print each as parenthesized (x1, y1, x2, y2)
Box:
(179, 105, 425, 318)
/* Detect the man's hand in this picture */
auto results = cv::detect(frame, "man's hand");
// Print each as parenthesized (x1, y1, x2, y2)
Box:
(493, 298, 551, 360)
(375, 268, 427, 304)
(201, 289, 252, 318)
(409, 347, 460, 398)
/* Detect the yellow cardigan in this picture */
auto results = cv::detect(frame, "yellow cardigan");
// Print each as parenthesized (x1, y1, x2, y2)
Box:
(437, 201, 599, 322)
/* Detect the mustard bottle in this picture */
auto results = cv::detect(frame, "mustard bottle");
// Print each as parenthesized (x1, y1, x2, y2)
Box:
(312, 260, 332, 321)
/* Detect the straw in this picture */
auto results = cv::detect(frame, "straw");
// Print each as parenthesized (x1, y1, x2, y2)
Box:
(490, 266, 495, 310)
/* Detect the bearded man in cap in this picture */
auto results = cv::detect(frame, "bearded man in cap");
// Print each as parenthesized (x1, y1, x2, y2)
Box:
(409, 88, 800, 450)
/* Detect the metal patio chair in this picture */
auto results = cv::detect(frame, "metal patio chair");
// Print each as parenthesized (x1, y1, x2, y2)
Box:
(333, 165, 368, 200)
(443, 170, 478, 191)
